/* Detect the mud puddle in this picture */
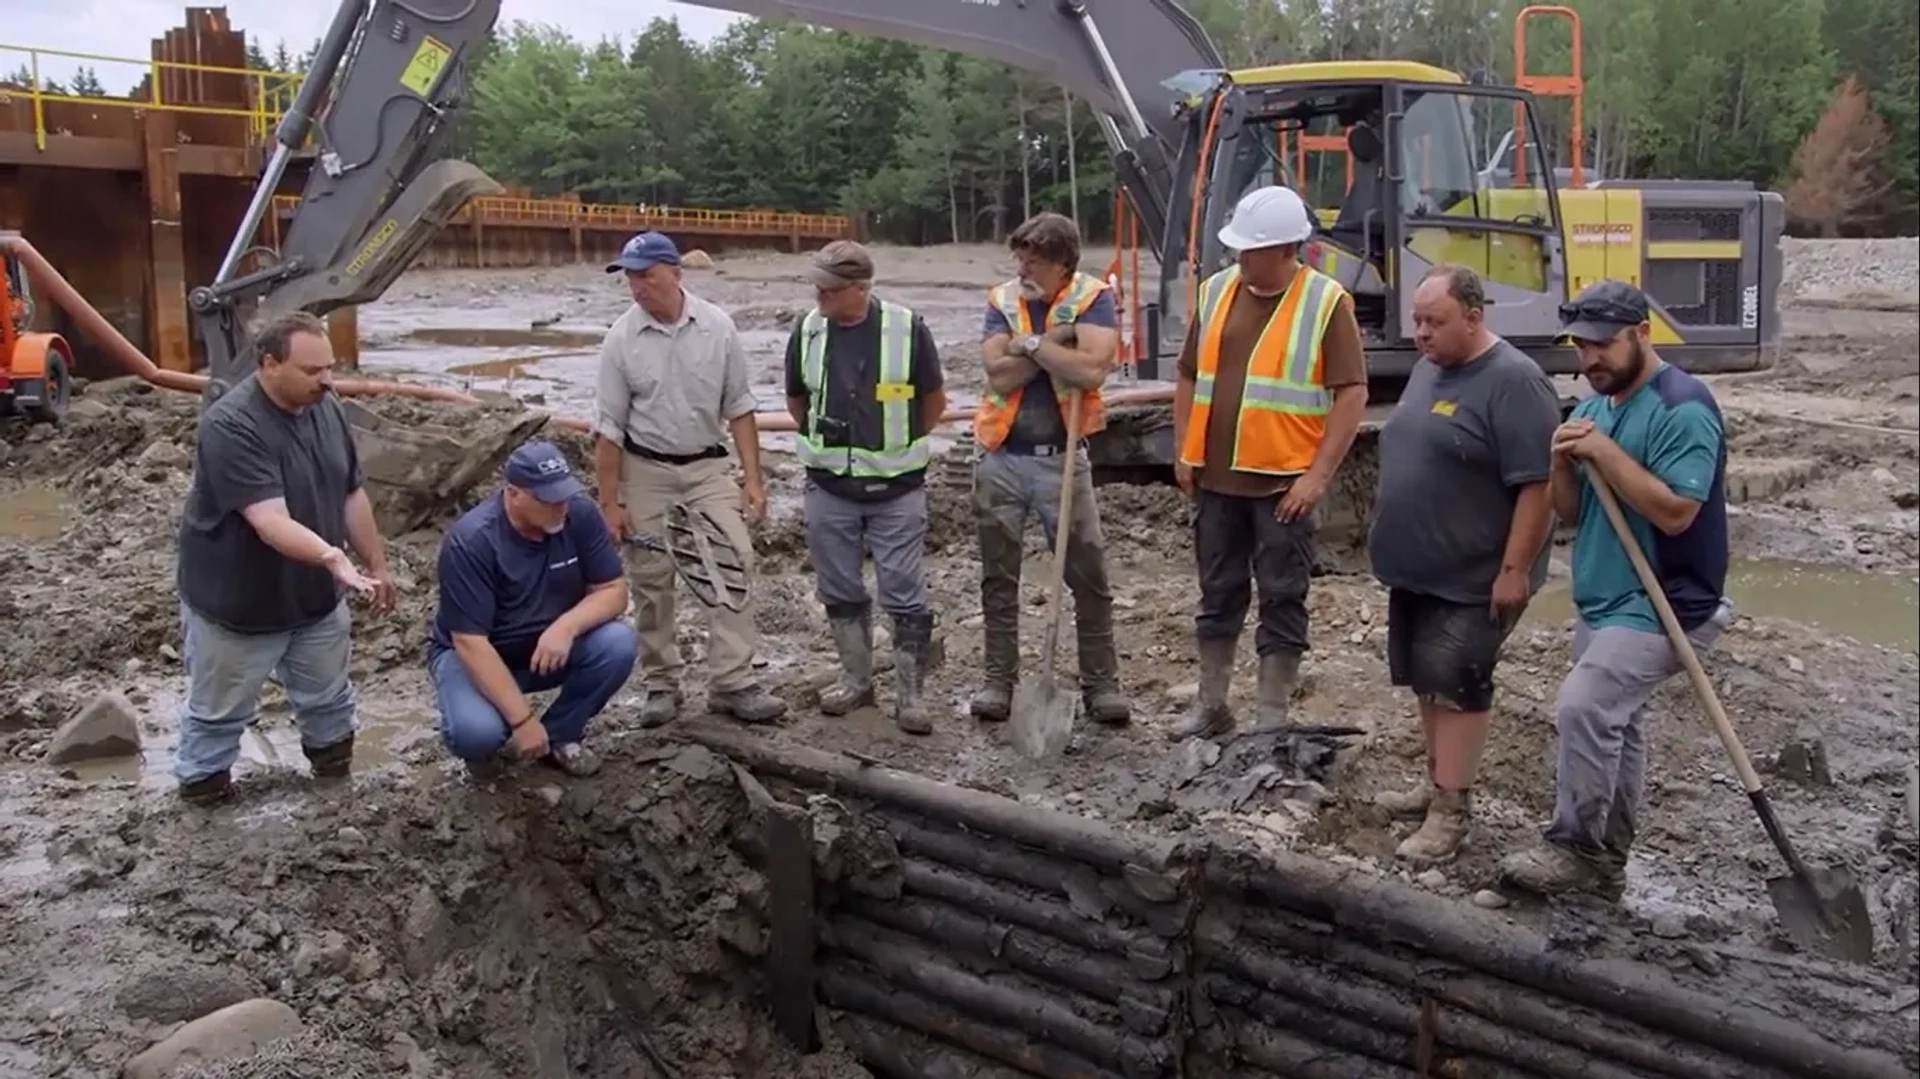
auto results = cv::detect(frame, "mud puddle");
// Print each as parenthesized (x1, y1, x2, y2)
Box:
(1525, 556, 1920, 651)
(0, 482, 72, 539)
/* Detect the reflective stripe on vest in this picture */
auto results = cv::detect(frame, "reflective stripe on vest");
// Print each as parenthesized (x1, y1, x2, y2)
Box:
(795, 300, 930, 477)
(1181, 264, 1345, 475)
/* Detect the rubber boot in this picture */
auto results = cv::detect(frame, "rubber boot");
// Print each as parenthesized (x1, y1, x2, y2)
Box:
(970, 626, 1018, 723)
(303, 734, 354, 780)
(819, 604, 875, 716)
(1077, 618, 1131, 726)
(1396, 787, 1471, 865)
(1167, 636, 1237, 741)
(1251, 651, 1301, 732)
(891, 612, 935, 736)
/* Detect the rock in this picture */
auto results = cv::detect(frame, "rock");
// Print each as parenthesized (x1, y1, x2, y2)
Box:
(43, 691, 141, 766)
(136, 441, 190, 470)
(1415, 869, 1447, 890)
(1471, 889, 1510, 910)
(1871, 467, 1897, 486)
(681, 249, 716, 269)
(1772, 737, 1833, 787)
(1164, 682, 1199, 708)
(1786, 655, 1805, 675)
(115, 968, 256, 1024)
(121, 997, 302, 1079)
(400, 886, 451, 981)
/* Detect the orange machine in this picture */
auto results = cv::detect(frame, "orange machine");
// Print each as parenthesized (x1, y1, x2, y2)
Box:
(1, 230, 72, 423)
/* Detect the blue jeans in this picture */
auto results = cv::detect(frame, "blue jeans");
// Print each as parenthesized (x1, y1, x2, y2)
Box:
(429, 620, 639, 760)
(174, 601, 357, 784)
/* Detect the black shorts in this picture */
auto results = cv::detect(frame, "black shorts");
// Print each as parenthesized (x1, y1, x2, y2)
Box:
(1385, 588, 1522, 713)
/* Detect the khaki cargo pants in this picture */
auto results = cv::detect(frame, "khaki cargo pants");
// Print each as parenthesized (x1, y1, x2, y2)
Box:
(620, 454, 760, 694)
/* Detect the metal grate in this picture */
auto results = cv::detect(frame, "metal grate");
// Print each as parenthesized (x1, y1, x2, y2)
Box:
(1646, 259, 1743, 327)
(1646, 208, 1743, 242)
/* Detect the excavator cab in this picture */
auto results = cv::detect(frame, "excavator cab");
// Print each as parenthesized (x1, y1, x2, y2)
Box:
(1159, 64, 1568, 382)
(0, 232, 71, 423)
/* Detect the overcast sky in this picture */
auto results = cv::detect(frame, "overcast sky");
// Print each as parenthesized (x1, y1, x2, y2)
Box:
(12, 0, 743, 93)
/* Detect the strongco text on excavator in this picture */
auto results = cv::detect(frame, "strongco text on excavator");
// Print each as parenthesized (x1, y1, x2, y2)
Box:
(196, 0, 1783, 466)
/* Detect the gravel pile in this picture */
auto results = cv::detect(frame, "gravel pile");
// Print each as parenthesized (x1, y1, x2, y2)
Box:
(1781, 237, 1920, 302)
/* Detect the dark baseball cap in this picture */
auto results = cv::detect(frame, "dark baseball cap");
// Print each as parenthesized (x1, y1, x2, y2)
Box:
(606, 231, 681, 274)
(807, 240, 876, 289)
(1560, 279, 1650, 343)
(503, 440, 584, 503)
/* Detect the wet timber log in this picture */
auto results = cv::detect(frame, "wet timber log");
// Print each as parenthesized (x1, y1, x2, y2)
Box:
(685, 724, 1912, 1079)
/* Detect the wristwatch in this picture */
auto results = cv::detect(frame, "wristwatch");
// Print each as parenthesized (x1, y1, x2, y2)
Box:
(1020, 333, 1043, 356)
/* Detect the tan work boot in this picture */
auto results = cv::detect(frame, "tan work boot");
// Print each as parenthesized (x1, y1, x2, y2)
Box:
(1167, 636, 1237, 741)
(819, 606, 876, 716)
(1373, 779, 1435, 819)
(1396, 787, 1471, 865)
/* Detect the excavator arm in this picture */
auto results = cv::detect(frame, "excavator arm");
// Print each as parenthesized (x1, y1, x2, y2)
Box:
(194, 0, 1227, 398)
(191, 0, 505, 400)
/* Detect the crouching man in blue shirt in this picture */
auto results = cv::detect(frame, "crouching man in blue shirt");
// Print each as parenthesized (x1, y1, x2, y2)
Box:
(428, 441, 638, 776)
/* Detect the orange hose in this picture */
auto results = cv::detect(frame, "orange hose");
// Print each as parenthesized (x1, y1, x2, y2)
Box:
(1, 234, 1176, 439)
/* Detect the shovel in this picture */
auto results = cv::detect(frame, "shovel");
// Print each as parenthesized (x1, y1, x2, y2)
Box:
(1584, 465, 1874, 963)
(1011, 394, 1086, 760)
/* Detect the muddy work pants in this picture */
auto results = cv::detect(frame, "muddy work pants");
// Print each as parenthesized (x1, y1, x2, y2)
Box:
(428, 621, 639, 759)
(173, 600, 357, 784)
(620, 453, 761, 695)
(973, 447, 1118, 689)
(1545, 601, 1732, 861)
(804, 482, 931, 617)
(1193, 489, 1315, 656)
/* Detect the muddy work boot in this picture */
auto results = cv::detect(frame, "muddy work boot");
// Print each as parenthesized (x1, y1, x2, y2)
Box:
(638, 688, 682, 729)
(302, 734, 354, 780)
(1499, 841, 1622, 900)
(710, 684, 789, 725)
(1251, 651, 1302, 732)
(1396, 787, 1471, 865)
(1077, 624, 1131, 726)
(1167, 636, 1238, 742)
(177, 769, 232, 807)
(970, 628, 1018, 724)
(891, 612, 935, 736)
(1373, 779, 1436, 819)
(819, 605, 876, 716)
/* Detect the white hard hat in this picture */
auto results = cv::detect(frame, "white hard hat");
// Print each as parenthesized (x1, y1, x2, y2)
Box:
(1217, 185, 1314, 250)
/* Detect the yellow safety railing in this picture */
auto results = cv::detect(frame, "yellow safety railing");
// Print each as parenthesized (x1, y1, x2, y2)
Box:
(0, 43, 299, 149)
(272, 194, 852, 238)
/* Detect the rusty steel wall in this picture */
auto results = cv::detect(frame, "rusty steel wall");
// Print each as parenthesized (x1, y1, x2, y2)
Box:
(691, 726, 1916, 1079)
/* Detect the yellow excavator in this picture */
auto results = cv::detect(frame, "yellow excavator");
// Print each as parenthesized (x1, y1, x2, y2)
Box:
(191, 0, 1781, 460)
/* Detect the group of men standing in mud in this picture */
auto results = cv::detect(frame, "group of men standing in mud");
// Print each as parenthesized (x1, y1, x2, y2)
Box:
(168, 182, 1729, 903)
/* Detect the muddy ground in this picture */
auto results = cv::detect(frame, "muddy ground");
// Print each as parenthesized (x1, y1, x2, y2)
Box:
(0, 240, 1916, 1077)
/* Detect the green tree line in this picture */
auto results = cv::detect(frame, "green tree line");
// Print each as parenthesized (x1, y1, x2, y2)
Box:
(239, 0, 1914, 241)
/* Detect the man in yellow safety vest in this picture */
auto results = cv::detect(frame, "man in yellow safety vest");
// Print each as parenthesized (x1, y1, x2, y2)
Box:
(785, 241, 947, 734)
(1168, 185, 1370, 742)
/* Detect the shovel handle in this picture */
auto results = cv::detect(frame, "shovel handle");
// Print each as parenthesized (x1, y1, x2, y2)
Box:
(1038, 393, 1085, 683)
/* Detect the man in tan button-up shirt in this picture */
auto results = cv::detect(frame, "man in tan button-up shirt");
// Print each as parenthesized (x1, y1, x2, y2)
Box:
(592, 231, 786, 726)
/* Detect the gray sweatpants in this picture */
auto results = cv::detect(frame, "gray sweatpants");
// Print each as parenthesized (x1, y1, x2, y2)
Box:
(804, 482, 930, 617)
(1545, 600, 1732, 857)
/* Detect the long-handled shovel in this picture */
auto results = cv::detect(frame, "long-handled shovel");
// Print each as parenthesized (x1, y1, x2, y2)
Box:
(1584, 465, 1874, 963)
(1011, 393, 1086, 760)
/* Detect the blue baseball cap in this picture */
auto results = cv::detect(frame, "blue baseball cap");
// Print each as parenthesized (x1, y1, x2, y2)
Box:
(504, 440, 585, 503)
(606, 231, 681, 274)
(1560, 279, 1650, 343)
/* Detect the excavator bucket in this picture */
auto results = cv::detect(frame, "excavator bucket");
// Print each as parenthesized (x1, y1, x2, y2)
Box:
(338, 398, 550, 535)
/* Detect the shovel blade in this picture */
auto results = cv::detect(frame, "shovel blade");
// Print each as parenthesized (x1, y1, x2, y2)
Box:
(1009, 680, 1077, 760)
(1766, 865, 1875, 964)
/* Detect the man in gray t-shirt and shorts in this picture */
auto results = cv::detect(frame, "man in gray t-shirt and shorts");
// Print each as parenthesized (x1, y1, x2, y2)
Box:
(1366, 265, 1561, 865)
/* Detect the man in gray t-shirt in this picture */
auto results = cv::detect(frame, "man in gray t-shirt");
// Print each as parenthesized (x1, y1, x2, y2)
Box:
(172, 311, 393, 805)
(1365, 265, 1561, 865)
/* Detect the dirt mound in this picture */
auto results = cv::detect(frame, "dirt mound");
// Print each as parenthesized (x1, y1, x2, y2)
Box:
(0, 742, 867, 1078)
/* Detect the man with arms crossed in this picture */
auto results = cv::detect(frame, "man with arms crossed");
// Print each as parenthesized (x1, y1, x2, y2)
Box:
(1500, 279, 1733, 898)
(173, 311, 394, 805)
(429, 441, 637, 777)
(971, 212, 1131, 727)
(593, 230, 786, 726)
(1367, 265, 1560, 865)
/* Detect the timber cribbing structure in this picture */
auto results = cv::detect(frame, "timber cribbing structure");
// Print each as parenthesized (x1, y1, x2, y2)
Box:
(0, 5, 853, 376)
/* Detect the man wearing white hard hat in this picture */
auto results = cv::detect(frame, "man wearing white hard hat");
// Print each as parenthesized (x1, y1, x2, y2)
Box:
(1167, 185, 1369, 742)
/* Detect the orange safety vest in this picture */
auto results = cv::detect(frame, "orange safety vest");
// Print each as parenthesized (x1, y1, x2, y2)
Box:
(1179, 263, 1346, 476)
(973, 272, 1110, 449)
